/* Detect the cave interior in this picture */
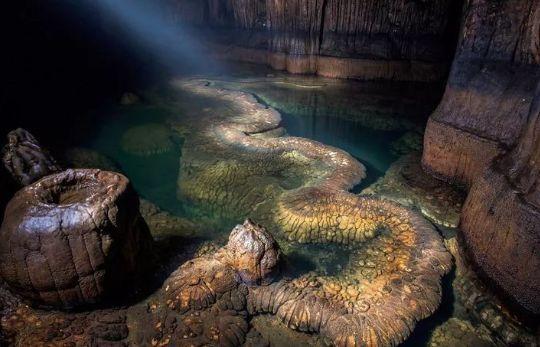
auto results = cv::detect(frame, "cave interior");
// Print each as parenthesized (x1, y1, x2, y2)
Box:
(0, 0, 539, 346)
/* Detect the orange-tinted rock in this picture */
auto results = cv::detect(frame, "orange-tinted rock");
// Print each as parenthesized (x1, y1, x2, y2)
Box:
(460, 84, 540, 314)
(224, 219, 280, 285)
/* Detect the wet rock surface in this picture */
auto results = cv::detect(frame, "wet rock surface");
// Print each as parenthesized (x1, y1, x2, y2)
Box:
(0, 169, 153, 308)
(443, 238, 539, 346)
(362, 153, 465, 228)
(62, 147, 121, 172)
(2, 128, 61, 186)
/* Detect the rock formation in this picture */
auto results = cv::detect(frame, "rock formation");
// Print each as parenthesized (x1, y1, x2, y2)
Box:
(121, 123, 175, 156)
(422, 0, 540, 314)
(362, 153, 465, 228)
(163, 219, 280, 311)
(206, 75, 440, 132)
(2, 128, 61, 186)
(140, 219, 279, 346)
(173, 78, 452, 346)
(0, 169, 153, 308)
(168, 0, 461, 81)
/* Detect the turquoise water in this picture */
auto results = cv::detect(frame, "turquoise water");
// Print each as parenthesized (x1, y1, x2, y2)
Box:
(87, 105, 185, 215)
(85, 75, 434, 219)
(281, 111, 402, 192)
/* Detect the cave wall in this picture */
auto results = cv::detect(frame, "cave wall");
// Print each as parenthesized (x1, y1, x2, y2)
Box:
(168, 0, 461, 81)
(422, 0, 540, 314)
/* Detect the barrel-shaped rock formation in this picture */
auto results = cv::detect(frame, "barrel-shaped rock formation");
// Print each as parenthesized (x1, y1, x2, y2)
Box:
(0, 169, 153, 308)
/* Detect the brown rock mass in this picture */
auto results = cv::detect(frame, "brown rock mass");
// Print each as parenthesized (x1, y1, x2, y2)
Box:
(422, 0, 540, 314)
(168, 0, 461, 80)
(2, 128, 61, 186)
(0, 169, 153, 309)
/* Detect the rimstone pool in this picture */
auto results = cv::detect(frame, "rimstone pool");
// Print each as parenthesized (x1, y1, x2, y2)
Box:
(0, 66, 536, 347)
(37, 66, 525, 346)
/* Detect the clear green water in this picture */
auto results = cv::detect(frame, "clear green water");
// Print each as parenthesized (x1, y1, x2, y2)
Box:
(86, 73, 435, 220)
(87, 106, 185, 215)
(281, 111, 402, 192)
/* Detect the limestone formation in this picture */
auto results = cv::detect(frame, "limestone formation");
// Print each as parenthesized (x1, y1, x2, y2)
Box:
(62, 147, 120, 172)
(0, 169, 153, 308)
(163, 219, 280, 312)
(207, 76, 438, 132)
(422, 0, 540, 314)
(444, 238, 539, 346)
(174, 78, 452, 346)
(362, 154, 465, 228)
(143, 219, 279, 346)
(0, 293, 131, 347)
(121, 123, 175, 156)
(2, 128, 61, 186)
(168, 0, 460, 81)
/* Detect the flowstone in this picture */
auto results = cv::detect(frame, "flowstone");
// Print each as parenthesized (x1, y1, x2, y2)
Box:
(361, 154, 465, 228)
(173, 78, 452, 346)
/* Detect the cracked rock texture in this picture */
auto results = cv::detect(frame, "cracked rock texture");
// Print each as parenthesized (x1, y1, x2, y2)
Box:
(0, 169, 153, 308)
(168, 0, 461, 80)
(422, 0, 540, 314)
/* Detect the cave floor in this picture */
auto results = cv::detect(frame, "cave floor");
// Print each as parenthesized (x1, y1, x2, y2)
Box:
(1, 64, 536, 346)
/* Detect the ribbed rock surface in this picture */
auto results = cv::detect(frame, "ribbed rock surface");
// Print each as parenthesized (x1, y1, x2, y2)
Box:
(168, 0, 459, 80)
(460, 84, 540, 314)
(422, 0, 540, 314)
(0, 169, 153, 309)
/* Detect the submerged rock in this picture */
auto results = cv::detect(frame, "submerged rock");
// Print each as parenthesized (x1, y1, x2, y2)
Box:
(0, 169, 153, 309)
(2, 128, 61, 186)
(62, 147, 120, 172)
(444, 238, 539, 347)
(121, 123, 175, 156)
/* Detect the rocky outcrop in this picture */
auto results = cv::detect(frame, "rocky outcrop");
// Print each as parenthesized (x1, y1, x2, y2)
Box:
(422, 0, 540, 314)
(362, 153, 465, 228)
(459, 85, 540, 315)
(2, 128, 61, 186)
(146, 219, 279, 346)
(0, 169, 153, 308)
(169, 0, 461, 81)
